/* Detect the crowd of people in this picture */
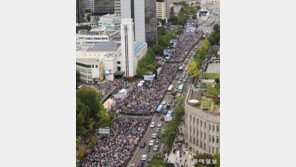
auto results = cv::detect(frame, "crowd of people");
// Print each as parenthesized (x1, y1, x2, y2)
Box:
(79, 30, 201, 166)
(169, 33, 202, 63)
(80, 118, 150, 167)
(108, 33, 201, 115)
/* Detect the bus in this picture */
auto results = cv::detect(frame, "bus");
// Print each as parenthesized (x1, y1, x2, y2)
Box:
(167, 85, 174, 94)
(156, 105, 164, 116)
(178, 84, 184, 92)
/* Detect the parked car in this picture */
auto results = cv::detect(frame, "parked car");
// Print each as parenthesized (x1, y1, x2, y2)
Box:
(153, 145, 159, 151)
(141, 155, 148, 161)
(150, 122, 155, 128)
(149, 140, 155, 146)
(152, 133, 158, 139)
(157, 122, 162, 128)
(161, 100, 167, 105)
(156, 128, 160, 133)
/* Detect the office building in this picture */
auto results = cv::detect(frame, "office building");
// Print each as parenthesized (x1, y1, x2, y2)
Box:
(85, 0, 93, 12)
(145, 0, 157, 45)
(77, 0, 84, 23)
(93, 0, 115, 15)
(156, 0, 170, 25)
(120, 18, 147, 77)
(114, 0, 121, 16)
(76, 28, 120, 46)
(184, 88, 220, 155)
(76, 43, 121, 83)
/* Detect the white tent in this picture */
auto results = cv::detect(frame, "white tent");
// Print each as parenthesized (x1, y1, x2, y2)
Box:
(188, 99, 199, 103)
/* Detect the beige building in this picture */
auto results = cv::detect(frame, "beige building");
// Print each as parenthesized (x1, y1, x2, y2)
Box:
(184, 88, 220, 155)
(156, 0, 170, 25)
(114, 0, 121, 16)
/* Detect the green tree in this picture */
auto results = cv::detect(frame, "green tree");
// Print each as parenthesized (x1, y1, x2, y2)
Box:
(187, 61, 201, 78)
(192, 14, 197, 20)
(76, 70, 81, 83)
(87, 14, 92, 22)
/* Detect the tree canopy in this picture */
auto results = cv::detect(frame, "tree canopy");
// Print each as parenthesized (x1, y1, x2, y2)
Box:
(76, 88, 111, 137)
(187, 61, 201, 79)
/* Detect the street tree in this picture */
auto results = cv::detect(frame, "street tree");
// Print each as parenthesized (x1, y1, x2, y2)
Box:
(187, 61, 201, 79)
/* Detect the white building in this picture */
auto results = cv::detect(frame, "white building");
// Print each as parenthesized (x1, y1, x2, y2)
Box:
(76, 27, 120, 46)
(120, 0, 147, 77)
(76, 42, 121, 83)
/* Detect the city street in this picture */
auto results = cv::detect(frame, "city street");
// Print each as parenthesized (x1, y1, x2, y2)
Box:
(128, 40, 203, 167)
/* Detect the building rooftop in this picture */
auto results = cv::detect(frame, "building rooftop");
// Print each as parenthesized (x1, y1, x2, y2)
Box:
(86, 42, 119, 52)
(134, 42, 146, 52)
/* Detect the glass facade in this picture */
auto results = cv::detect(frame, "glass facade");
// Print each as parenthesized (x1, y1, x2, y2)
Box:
(145, 0, 157, 45)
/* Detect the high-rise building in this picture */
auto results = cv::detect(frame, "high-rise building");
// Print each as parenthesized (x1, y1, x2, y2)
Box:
(120, 0, 147, 77)
(76, 0, 84, 23)
(85, 0, 93, 12)
(144, 0, 157, 45)
(114, 0, 121, 16)
(156, 0, 170, 25)
(121, 0, 145, 43)
(93, 0, 115, 15)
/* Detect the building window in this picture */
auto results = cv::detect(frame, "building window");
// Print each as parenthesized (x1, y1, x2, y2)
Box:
(200, 141, 202, 148)
(197, 139, 199, 146)
(204, 122, 206, 129)
(193, 127, 195, 134)
(217, 125, 219, 132)
(212, 136, 215, 143)
(193, 117, 195, 123)
(200, 131, 202, 138)
(204, 132, 206, 139)
(91, 65, 94, 68)
(95, 65, 98, 68)
(209, 146, 211, 153)
(197, 118, 199, 125)
(209, 135, 211, 142)
(193, 137, 195, 144)
(216, 147, 219, 154)
(117, 67, 121, 71)
(201, 120, 203, 127)
(190, 136, 192, 142)
(216, 136, 219, 144)
(213, 125, 215, 131)
(209, 124, 211, 131)
(190, 115, 192, 122)
(212, 147, 215, 154)
(117, 61, 120, 64)
(204, 143, 206, 150)
(197, 130, 199, 136)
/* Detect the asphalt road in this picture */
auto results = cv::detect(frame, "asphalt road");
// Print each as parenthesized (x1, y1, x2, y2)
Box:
(128, 40, 203, 167)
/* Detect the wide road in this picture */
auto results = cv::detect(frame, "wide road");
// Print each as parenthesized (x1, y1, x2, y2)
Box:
(128, 40, 203, 167)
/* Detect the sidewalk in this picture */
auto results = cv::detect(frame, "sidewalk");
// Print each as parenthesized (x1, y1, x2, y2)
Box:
(166, 122, 195, 167)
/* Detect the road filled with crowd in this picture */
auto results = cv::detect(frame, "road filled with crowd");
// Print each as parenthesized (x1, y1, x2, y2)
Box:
(79, 31, 201, 167)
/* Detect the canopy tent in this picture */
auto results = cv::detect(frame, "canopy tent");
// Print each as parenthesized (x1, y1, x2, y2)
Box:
(188, 99, 199, 103)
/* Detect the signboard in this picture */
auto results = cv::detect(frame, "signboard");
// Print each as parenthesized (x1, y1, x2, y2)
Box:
(98, 128, 110, 135)
(143, 75, 154, 81)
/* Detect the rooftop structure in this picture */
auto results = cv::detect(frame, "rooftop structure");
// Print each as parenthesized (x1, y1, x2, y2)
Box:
(98, 14, 121, 30)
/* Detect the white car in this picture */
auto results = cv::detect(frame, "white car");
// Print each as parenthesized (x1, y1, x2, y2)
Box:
(161, 100, 167, 105)
(150, 122, 156, 128)
(157, 123, 162, 128)
(152, 133, 158, 139)
(141, 154, 148, 161)
(149, 140, 155, 146)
